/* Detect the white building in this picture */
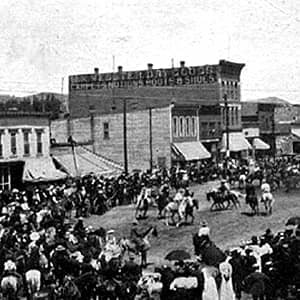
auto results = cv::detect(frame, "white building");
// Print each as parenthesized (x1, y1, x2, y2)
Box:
(0, 112, 65, 190)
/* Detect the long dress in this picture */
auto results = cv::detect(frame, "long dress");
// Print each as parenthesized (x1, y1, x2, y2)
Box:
(219, 260, 235, 300)
(202, 267, 219, 300)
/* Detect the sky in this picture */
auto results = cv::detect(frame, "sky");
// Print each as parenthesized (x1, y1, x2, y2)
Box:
(0, 0, 299, 102)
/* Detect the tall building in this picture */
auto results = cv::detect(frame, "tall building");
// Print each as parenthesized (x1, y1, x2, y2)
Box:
(51, 60, 250, 171)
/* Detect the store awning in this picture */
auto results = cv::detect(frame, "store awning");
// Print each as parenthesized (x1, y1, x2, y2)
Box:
(292, 128, 300, 139)
(253, 138, 270, 150)
(221, 132, 252, 152)
(172, 141, 211, 161)
(23, 157, 67, 182)
(52, 146, 123, 177)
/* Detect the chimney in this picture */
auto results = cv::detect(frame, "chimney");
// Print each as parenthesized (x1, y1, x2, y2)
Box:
(148, 63, 153, 70)
(94, 68, 99, 74)
(180, 61, 185, 68)
(118, 66, 123, 73)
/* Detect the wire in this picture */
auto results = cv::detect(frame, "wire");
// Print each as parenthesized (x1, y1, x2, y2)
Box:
(262, 0, 300, 23)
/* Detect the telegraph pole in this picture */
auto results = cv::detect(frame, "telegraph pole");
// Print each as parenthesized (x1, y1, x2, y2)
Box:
(123, 98, 128, 174)
(224, 94, 230, 175)
(149, 107, 153, 171)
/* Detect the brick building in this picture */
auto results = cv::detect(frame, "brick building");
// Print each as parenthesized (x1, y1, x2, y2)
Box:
(0, 112, 65, 190)
(51, 60, 250, 171)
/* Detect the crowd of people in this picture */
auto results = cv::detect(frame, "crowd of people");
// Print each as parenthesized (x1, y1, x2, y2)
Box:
(0, 155, 300, 299)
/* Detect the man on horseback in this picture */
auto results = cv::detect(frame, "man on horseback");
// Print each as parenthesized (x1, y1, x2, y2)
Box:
(260, 179, 275, 215)
(129, 221, 154, 267)
(245, 178, 259, 215)
(219, 179, 230, 198)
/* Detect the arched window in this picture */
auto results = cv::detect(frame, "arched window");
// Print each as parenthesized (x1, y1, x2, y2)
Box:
(172, 116, 178, 137)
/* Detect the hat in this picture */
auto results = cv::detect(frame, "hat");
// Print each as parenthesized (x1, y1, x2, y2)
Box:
(12, 188, 19, 193)
(4, 260, 16, 271)
(221, 179, 226, 183)
(107, 229, 115, 235)
(201, 220, 208, 227)
(30, 232, 40, 241)
(56, 245, 66, 251)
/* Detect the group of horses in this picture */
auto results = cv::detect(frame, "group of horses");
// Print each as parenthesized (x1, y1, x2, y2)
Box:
(135, 188, 199, 227)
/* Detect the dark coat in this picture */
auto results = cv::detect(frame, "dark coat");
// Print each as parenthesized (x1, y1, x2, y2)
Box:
(243, 271, 270, 297)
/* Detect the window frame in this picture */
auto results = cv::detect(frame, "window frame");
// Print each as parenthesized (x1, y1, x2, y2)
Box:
(179, 116, 185, 137)
(23, 130, 30, 156)
(172, 116, 179, 138)
(103, 122, 110, 140)
(10, 130, 17, 156)
(36, 130, 43, 155)
(185, 117, 190, 137)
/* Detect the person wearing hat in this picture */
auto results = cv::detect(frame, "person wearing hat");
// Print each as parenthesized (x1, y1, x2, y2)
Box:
(198, 221, 210, 237)
(218, 178, 230, 200)
(243, 264, 271, 300)
(106, 229, 117, 246)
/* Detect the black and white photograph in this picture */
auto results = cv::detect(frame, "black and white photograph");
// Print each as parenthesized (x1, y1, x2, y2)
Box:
(0, 0, 300, 299)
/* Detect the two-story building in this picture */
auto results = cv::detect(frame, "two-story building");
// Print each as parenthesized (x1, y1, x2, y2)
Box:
(0, 112, 66, 190)
(51, 60, 251, 171)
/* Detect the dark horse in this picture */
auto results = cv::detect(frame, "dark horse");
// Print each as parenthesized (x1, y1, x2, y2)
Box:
(246, 193, 259, 215)
(206, 190, 240, 211)
(192, 234, 226, 267)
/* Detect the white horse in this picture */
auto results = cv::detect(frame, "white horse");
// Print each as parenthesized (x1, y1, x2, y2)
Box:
(261, 192, 275, 215)
(25, 269, 41, 296)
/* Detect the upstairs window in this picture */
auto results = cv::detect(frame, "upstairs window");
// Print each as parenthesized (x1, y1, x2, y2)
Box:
(23, 130, 30, 156)
(185, 117, 190, 136)
(36, 130, 43, 155)
(9, 130, 17, 156)
(103, 122, 110, 140)
(172, 117, 179, 137)
(191, 117, 197, 137)
(0, 131, 3, 157)
(179, 117, 185, 137)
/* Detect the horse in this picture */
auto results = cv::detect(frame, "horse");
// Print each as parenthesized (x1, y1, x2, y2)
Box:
(206, 190, 240, 211)
(246, 193, 259, 215)
(120, 226, 157, 267)
(0, 274, 22, 300)
(59, 275, 81, 300)
(135, 188, 153, 220)
(193, 234, 226, 267)
(25, 269, 41, 298)
(178, 196, 199, 226)
(206, 190, 228, 211)
(261, 192, 275, 215)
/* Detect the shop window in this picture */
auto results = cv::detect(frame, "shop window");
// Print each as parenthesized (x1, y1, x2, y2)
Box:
(0, 166, 10, 190)
(103, 122, 110, 140)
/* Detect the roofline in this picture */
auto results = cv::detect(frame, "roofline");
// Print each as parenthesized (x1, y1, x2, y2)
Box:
(0, 111, 50, 118)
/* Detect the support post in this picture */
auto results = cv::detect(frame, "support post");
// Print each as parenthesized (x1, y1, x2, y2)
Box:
(123, 98, 128, 174)
(149, 107, 153, 171)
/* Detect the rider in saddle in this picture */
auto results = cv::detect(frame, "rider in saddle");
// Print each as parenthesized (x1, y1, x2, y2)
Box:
(106, 229, 117, 246)
(218, 179, 230, 199)
(174, 188, 185, 205)
(245, 178, 256, 204)
(130, 220, 152, 253)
